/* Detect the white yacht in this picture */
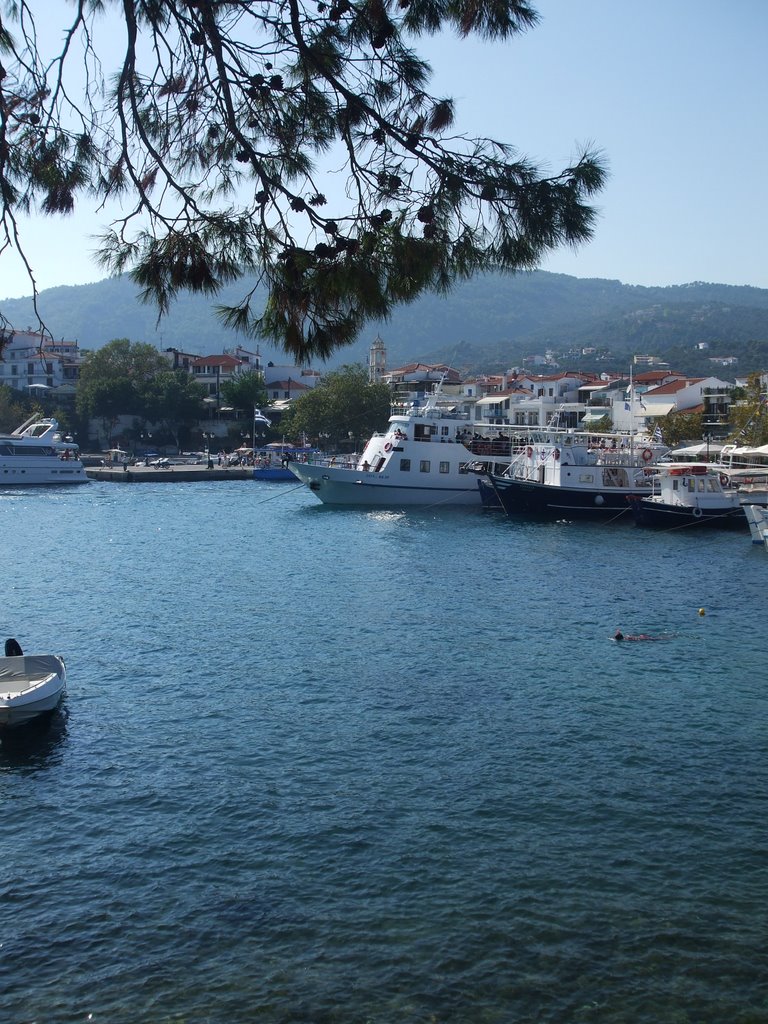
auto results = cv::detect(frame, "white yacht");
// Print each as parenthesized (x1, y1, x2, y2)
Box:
(288, 391, 516, 506)
(0, 416, 88, 486)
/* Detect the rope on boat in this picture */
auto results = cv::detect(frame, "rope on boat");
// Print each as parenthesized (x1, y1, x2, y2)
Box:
(252, 482, 307, 505)
(602, 506, 633, 525)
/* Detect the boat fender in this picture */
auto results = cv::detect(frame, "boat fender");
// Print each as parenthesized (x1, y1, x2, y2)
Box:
(384, 442, 393, 452)
(526, 446, 533, 458)
(642, 448, 653, 462)
(693, 507, 703, 518)
(719, 473, 729, 487)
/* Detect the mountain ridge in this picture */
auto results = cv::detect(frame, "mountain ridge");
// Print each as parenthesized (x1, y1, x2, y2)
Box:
(3, 271, 768, 375)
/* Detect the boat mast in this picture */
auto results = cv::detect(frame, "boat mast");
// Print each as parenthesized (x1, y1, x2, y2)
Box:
(629, 361, 635, 457)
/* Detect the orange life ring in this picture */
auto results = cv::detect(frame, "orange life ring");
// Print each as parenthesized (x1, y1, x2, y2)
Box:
(526, 446, 533, 458)
(641, 448, 653, 462)
(384, 442, 392, 452)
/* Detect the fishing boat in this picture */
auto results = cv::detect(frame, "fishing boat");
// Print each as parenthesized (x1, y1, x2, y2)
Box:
(744, 504, 768, 549)
(288, 390, 516, 506)
(479, 431, 667, 519)
(628, 463, 747, 530)
(0, 416, 88, 485)
(0, 644, 67, 730)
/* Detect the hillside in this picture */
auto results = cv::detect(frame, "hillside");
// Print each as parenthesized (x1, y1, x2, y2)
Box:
(3, 271, 768, 375)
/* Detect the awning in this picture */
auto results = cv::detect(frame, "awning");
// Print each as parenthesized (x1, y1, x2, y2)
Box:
(642, 402, 676, 415)
(581, 410, 611, 422)
(670, 442, 725, 456)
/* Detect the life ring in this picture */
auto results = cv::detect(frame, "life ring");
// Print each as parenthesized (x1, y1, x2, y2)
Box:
(719, 473, 729, 487)
(693, 507, 703, 518)
(553, 448, 560, 460)
(384, 442, 392, 452)
(641, 448, 653, 462)
(526, 446, 533, 458)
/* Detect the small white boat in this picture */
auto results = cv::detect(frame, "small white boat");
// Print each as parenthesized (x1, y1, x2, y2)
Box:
(629, 463, 747, 530)
(0, 648, 67, 730)
(744, 504, 768, 550)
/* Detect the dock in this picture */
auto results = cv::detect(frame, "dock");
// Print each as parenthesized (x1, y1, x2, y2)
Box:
(85, 464, 254, 483)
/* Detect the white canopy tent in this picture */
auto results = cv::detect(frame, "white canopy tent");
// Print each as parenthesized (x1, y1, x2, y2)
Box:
(669, 442, 726, 457)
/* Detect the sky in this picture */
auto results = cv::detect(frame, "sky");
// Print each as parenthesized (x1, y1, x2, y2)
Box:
(2, 0, 767, 300)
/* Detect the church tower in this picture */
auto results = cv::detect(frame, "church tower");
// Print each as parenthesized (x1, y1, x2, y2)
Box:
(368, 334, 386, 384)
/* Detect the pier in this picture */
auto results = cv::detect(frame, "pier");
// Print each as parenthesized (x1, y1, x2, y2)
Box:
(85, 464, 254, 483)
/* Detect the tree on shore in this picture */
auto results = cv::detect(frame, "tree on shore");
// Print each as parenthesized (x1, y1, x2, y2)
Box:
(280, 363, 390, 446)
(728, 371, 768, 445)
(0, 1, 606, 360)
(220, 369, 269, 418)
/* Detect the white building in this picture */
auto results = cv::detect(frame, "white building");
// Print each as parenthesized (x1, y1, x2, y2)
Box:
(0, 329, 81, 398)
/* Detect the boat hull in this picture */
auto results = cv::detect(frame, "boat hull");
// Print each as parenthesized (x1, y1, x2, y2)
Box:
(483, 475, 641, 519)
(744, 504, 768, 547)
(252, 467, 296, 481)
(0, 655, 67, 729)
(290, 461, 485, 506)
(631, 500, 748, 530)
(0, 457, 88, 486)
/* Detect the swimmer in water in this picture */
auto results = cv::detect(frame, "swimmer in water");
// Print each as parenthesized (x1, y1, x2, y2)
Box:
(614, 630, 658, 642)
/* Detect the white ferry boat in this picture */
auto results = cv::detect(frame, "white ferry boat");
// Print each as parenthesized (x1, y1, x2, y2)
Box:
(288, 391, 516, 506)
(0, 416, 88, 486)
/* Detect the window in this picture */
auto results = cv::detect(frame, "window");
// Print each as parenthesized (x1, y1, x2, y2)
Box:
(399, 458, 411, 471)
(439, 461, 450, 474)
(419, 460, 431, 473)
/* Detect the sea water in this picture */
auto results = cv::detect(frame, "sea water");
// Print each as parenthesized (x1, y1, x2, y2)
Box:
(1, 480, 766, 1024)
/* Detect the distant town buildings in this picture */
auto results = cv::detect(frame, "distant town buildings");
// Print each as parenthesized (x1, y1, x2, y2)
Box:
(1, 327, 759, 440)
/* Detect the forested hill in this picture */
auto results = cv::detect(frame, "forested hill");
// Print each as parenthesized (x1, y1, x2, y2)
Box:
(3, 271, 768, 375)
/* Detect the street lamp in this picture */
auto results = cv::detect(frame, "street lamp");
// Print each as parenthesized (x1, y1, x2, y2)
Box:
(140, 431, 152, 464)
(202, 431, 214, 468)
(703, 431, 713, 461)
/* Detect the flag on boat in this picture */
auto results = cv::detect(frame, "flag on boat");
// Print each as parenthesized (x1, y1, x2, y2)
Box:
(653, 425, 663, 442)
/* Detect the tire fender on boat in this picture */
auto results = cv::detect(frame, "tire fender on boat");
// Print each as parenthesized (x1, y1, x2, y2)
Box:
(719, 473, 729, 487)
(693, 507, 703, 518)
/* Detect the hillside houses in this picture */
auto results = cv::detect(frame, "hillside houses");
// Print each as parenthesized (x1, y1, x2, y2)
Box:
(0, 328, 759, 442)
